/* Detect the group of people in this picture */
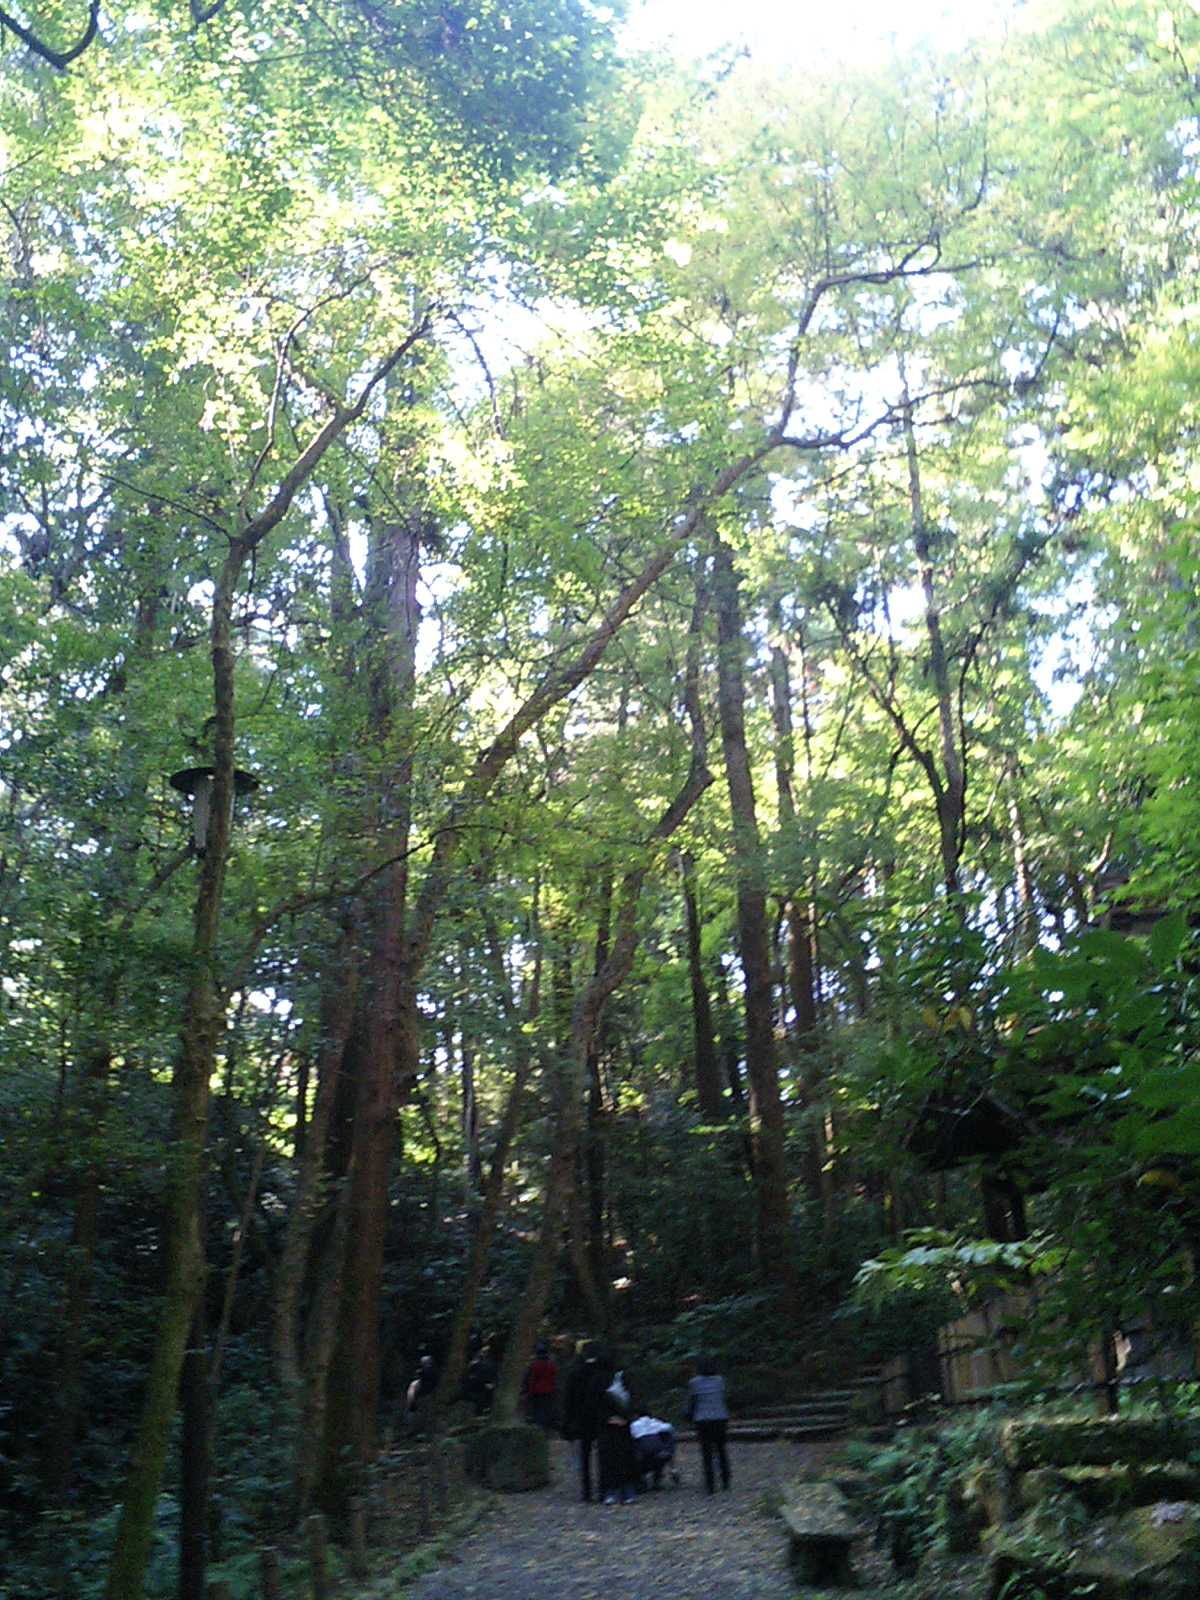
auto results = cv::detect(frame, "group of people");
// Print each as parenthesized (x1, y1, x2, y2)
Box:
(402, 1331, 501, 1427)
(561, 1344, 730, 1503)
(403, 1334, 732, 1502)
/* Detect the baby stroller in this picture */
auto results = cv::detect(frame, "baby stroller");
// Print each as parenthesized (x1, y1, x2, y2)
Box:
(631, 1415, 679, 1489)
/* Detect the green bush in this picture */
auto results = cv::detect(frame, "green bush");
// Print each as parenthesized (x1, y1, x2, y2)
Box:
(845, 1406, 1011, 1566)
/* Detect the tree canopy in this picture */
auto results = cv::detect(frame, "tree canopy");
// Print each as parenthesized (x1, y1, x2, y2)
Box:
(4, 0, 1200, 1593)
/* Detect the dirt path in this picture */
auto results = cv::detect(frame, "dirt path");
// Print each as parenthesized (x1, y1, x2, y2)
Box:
(402, 1436, 834, 1599)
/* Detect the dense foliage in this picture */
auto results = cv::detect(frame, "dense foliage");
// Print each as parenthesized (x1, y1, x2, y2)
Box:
(3, 0, 1200, 1593)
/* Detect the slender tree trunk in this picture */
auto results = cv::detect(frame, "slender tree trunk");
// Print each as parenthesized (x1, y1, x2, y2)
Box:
(1006, 758, 1038, 958)
(44, 1044, 107, 1504)
(901, 392, 966, 900)
(461, 1023, 483, 1205)
(105, 551, 242, 1600)
(274, 919, 360, 1405)
(492, 1064, 581, 1425)
(712, 536, 796, 1302)
(767, 639, 827, 1214)
(583, 882, 612, 1322)
(275, 505, 363, 1454)
(679, 851, 725, 1121)
(179, 1297, 210, 1600)
(436, 906, 542, 1412)
(436, 1051, 532, 1409)
(294, 1162, 356, 1517)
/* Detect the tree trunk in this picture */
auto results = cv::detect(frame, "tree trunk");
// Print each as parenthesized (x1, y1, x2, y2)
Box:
(492, 1059, 581, 1425)
(320, 511, 422, 1512)
(712, 535, 796, 1301)
(437, 1067, 528, 1409)
(104, 553, 241, 1600)
(679, 852, 726, 1121)
(901, 393, 966, 900)
(294, 1158, 356, 1518)
(274, 919, 360, 1404)
(1006, 758, 1038, 958)
(436, 908, 542, 1412)
(179, 1300, 210, 1600)
(584, 883, 612, 1322)
(44, 1044, 106, 1505)
(461, 1020, 483, 1206)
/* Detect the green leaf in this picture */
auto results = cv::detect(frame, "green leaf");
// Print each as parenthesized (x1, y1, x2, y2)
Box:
(1149, 908, 1190, 972)
(1134, 1107, 1200, 1160)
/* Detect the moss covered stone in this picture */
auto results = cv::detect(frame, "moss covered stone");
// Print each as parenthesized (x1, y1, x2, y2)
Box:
(1019, 1462, 1200, 1514)
(462, 1422, 550, 1492)
(780, 1479, 861, 1586)
(1001, 1417, 1200, 1472)
(962, 1460, 1015, 1529)
(989, 1502, 1200, 1599)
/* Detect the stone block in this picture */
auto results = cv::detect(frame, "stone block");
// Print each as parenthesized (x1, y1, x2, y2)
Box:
(1045, 1463, 1200, 1513)
(1001, 1416, 1200, 1471)
(963, 1459, 1016, 1527)
(989, 1502, 1200, 1600)
(781, 1479, 861, 1587)
(462, 1422, 550, 1492)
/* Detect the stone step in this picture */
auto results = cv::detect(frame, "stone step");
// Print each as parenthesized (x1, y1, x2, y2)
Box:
(679, 1420, 850, 1444)
(741, 1414, 849, 1432)
(744, 1402, 852, 1419)
(763, 1390, 857, 1406)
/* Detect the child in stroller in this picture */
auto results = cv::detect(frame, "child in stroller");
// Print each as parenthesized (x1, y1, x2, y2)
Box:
(630, 1414, 679, 1489)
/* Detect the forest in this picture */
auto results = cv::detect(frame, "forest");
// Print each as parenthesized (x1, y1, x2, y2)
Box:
(3, 0, 1200, 1595)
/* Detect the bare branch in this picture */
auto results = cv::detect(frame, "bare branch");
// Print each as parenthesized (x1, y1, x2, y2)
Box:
(448, 311, 504, 438)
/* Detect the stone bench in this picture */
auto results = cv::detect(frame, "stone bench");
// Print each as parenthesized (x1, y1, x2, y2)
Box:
(781, 1480, 862, 1586)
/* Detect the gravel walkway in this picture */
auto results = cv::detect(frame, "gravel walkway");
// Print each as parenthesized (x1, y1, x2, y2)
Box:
(402, 1436, 828, 1599)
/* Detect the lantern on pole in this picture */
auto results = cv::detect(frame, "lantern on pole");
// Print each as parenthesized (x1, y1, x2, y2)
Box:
(169, 765, 260, 855)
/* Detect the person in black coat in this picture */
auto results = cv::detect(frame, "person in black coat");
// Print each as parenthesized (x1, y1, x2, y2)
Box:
(596, 1367, 640, 1504)
(561, 1343, 612, 1503)
(465, 1340, 498, 1416)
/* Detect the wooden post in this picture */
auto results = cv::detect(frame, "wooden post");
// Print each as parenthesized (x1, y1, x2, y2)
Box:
(349, 1496, 369, 1581)
(305, 1512, 329, 1600)
(432, 1443, 450, 1513)
(418, 1463, 433, 1537)
(385, 1474, 402, 1519)
(258, 1545, 281, 1600)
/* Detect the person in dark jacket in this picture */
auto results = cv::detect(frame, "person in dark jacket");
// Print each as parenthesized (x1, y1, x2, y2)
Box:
(561, 1343, 612, 1502)
(596, 1366, 640, 1504)
(687, 1353, 730, 1493)
(465, 1340, 498, 1416)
